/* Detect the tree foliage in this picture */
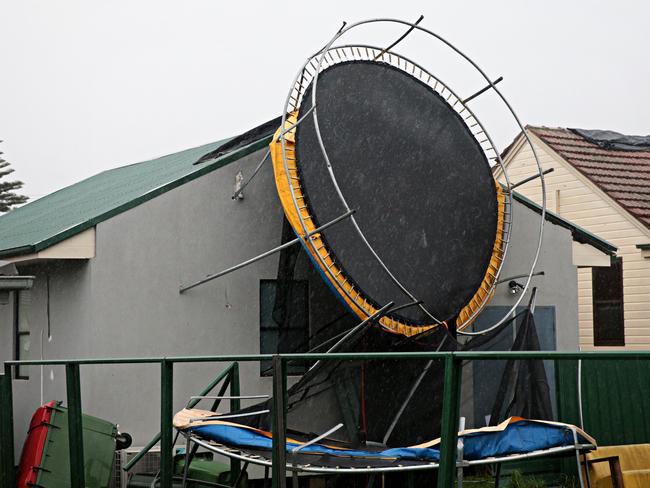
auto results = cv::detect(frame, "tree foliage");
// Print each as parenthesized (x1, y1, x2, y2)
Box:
(0, 141, 29, 213)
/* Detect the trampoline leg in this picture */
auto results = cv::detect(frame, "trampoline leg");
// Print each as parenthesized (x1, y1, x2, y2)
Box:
(406, 472, 415, 488)
(292, 469, 299, 488)
(366, 473, 376, 488)
(582, 453, 592, 488)
(494, 463, 501, 488)
(572, 429, 585, 488)
(233, 461, 249, 488)
(181, 435, 191, 488)
(264, 466, 270, 488)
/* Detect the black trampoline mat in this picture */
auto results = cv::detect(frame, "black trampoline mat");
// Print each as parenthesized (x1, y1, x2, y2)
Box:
(295, 61, 498, 324)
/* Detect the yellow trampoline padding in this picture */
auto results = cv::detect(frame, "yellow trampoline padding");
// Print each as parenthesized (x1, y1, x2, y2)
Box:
(270, 113, 506, 336)
(456, 182, 506, 330)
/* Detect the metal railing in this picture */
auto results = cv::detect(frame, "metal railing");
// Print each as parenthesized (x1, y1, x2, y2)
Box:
(2, 350, 650, 488)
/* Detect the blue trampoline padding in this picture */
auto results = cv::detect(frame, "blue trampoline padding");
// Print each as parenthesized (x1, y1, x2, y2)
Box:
(190, 424, 441, 461)
(460, 420, 590, 460)
(188, 420, 591, 463)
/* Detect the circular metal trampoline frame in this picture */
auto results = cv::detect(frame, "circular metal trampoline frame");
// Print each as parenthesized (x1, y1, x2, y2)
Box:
(179, 430, 593, 475)
(278, 19, 546, 336)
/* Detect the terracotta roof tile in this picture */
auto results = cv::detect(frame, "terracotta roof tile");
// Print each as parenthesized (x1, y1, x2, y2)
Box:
(527, 126, 650, 231)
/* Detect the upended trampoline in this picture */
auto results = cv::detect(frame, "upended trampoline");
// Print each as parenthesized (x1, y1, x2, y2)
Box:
(174, 17, 590, 486)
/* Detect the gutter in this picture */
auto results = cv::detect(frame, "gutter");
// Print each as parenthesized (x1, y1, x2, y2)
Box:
(510, 191, 617, 256)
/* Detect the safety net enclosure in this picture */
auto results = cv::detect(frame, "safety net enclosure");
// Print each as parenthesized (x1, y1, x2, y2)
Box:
(172, 16, 575, 481)
(173, 303, 596, 474)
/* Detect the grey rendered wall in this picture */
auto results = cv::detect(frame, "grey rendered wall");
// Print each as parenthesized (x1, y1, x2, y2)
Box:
(488, 200, 579, 351)
(3, 146, 579, 456)
(458, 200, 579, 427)
(6, 147, 291, 453)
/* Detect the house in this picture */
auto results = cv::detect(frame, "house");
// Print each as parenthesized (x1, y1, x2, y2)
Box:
(498, 127, 650, 350)
(0, 120, 615, 461)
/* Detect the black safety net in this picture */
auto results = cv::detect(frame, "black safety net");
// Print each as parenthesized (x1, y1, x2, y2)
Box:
(235, 227, 552, 451)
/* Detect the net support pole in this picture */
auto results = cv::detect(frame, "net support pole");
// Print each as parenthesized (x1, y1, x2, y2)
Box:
(179, 209, 355, 293)
(65, 363, 85, 488)
(272, 356, 287, 488)
(438, 353, 462, 488)
(0, 364, 15, 488)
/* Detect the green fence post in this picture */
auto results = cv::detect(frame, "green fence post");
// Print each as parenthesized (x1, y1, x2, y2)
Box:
(160, 359, 174, 488)
(124, 363, 236, 473)
(229, 362, 241, 483)
(438, 353, 461, 488)
(271, 356, 287, 488)
(65, 363, 85, 488)
(0, 364, 16, 488)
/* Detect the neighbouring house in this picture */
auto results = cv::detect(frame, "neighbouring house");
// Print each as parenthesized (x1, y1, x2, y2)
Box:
(0, 120, 614, 467)
(498, 127, 650, 350)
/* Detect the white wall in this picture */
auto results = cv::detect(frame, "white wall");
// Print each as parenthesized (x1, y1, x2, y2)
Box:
(502, 134, 650, 349)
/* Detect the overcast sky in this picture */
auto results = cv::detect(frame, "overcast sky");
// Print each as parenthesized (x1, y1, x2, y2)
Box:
(1, 1, 649, 200)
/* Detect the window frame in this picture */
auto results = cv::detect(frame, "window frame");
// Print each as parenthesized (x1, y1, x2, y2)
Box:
(592, 256, 625, 347)
(13, 291, 30, 380)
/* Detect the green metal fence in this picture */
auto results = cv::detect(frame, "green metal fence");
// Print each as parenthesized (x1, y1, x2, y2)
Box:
(2, 351, 650, 488)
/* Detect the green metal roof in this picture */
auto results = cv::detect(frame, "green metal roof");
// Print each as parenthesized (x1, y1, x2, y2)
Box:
(0, 136, 271, 258)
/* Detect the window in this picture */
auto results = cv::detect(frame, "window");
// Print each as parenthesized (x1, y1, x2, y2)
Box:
(13, 291, 31, 379)
(260, 279, 309, 376)
(592, 256, 624, 346)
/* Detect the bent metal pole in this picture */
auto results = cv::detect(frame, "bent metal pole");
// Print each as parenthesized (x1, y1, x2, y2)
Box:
(179, 209, 355, 293)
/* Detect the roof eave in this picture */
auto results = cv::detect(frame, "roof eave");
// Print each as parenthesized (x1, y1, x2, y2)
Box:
(0, 135, 272, 259)
(510, 190, 617, 255)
